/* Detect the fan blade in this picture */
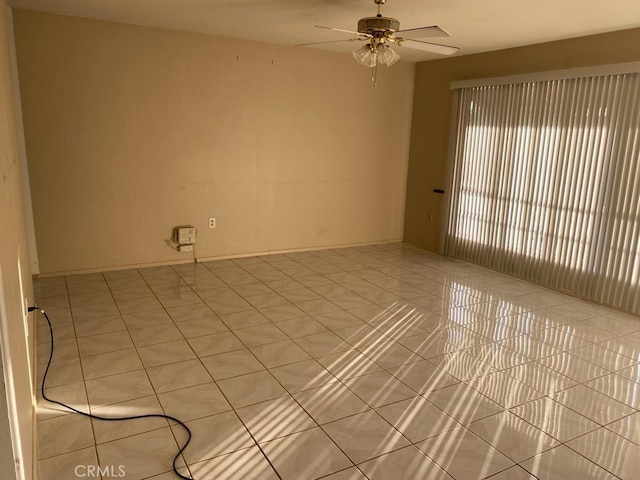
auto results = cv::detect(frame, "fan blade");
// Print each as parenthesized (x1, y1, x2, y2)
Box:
(296, 38, 365, 47)
(395, 25, 450, 38)
(398, 38, 459, 55)
(315, 25, 371, 38)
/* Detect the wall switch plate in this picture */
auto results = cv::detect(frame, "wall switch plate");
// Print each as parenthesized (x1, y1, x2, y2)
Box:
(179, 244, 194, 252)
(209, 218, 216, 228)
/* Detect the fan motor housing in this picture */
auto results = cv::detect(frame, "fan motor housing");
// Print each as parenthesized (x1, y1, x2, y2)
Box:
(357, 16, 400, 35)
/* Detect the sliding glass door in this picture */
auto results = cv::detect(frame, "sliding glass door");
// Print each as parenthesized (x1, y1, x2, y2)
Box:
(445, 73, 640, 314)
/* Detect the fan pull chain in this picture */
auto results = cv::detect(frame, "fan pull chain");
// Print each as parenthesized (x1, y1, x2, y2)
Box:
(372, 53, 378, 87)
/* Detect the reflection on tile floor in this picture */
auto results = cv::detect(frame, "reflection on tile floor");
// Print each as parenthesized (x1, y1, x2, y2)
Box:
(34, 243, 640, 479)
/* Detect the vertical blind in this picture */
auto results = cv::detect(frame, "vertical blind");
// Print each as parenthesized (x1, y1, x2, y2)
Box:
(445, 72, 640, 314)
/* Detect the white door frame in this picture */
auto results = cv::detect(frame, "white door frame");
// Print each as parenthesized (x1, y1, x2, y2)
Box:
(0, 267, 24, 480)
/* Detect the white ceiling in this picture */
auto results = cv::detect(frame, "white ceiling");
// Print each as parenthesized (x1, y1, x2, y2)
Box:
(8, 0, 640, 62)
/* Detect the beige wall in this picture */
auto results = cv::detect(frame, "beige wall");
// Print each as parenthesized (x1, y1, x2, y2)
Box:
(0, 2, 34, 479)
(405, 27, 640, 251)
(12, 10, 415, 275)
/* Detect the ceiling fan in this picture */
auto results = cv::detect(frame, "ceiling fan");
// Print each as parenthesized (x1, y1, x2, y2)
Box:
(298, 0, 459, 85)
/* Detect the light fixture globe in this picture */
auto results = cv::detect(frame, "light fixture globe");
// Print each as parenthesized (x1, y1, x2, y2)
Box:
(377, 44, 400, 66)
(352, 43, 377, 67)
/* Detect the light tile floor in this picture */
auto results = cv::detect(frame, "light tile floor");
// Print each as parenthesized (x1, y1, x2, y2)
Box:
(33, 243, 640, 480)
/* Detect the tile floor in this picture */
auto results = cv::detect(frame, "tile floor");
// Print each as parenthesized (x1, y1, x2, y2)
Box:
(33, 243, 640, 480)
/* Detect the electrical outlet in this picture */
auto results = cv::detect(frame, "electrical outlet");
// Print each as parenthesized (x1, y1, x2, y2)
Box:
(209, 218, 216, 228)
(179, 244, 194, 252)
